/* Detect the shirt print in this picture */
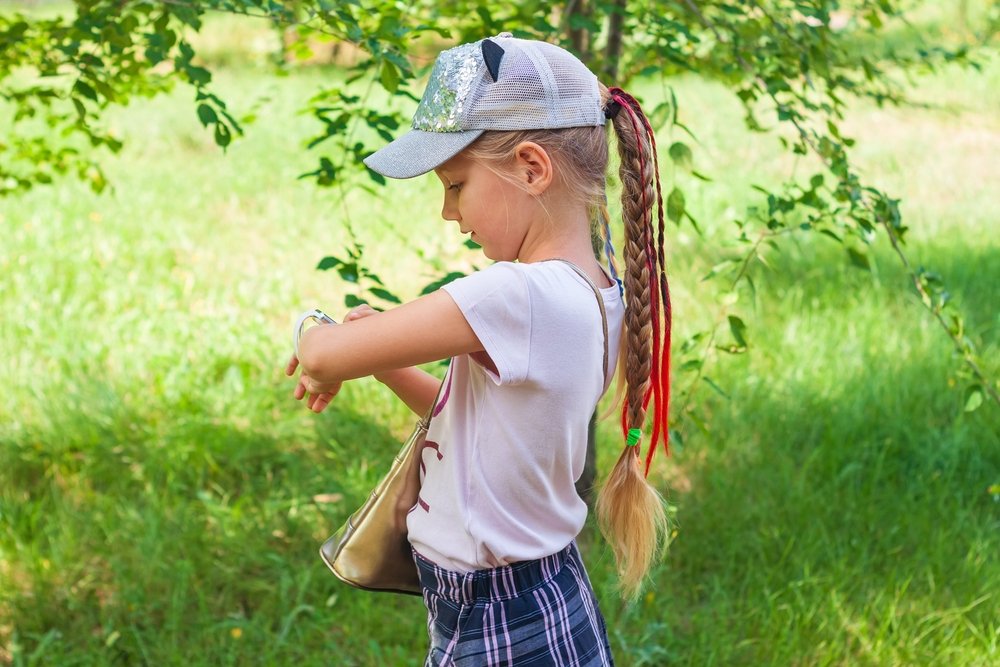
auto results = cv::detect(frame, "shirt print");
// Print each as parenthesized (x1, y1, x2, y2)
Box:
(416, 361, 454, 514)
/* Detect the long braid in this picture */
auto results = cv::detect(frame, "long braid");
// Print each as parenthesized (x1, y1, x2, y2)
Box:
(635, 103, 673, 471)
(619, 118, 654, 429)
(595, 86, 670, 600)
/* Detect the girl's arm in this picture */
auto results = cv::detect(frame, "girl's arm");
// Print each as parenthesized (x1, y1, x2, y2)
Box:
(373, 367, 443, 416)
(297, 289, 482, 389)
(340, 303, 452, 415)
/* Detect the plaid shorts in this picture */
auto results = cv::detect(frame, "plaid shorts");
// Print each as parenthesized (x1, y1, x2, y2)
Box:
(413, 542, 614, 666)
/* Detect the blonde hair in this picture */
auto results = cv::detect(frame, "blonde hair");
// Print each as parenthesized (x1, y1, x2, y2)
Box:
(462, 83, 672, 600)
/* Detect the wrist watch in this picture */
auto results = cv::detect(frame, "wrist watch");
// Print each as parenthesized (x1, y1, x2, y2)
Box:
(293, 308, 337, 359)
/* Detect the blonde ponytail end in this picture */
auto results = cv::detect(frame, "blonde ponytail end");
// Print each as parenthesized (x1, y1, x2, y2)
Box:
(595, 446, 670, 601)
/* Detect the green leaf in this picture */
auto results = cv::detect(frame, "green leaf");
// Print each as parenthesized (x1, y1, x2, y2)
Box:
(364, 165, 386, 186)
(420, 271, 467, 295)
(964, 385, 983, 412)
(702, 376, 730, 399)
(337, 263, 359, 283)
(847, 247, 870, 271)
(667, 188, 685, 224)
(185, 65, 212, 86)
(213, 122, 231, 148)
(679, 359, 703, 372)
(316, 256, 342, 271)
(369, 287, 401, 304)
(344, 294, 368, 308)
(196, 104, 217, 127)
(379, 60, 400, 94)
(73, 80, 98, 102)
(702, 259, 735, 282)
(668, 428, 684, 454)
(728, 315, 748, 348)
(668, 142, 693, 171)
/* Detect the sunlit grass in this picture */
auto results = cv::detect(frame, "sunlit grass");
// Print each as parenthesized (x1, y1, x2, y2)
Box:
(1, 5, 998, 666)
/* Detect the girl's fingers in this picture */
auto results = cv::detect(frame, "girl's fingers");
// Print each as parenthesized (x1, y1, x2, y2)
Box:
(290, 367, 341, 411)
(312, 393, 332, 413)
(285, 354, 299, 376)
(344, 304, 377, 321)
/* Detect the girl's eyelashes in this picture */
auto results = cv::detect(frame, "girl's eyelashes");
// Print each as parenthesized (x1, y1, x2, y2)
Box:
(448, 183, 463, 192)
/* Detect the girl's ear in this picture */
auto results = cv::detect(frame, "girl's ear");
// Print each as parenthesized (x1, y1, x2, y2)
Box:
(514, 141, 553, 195)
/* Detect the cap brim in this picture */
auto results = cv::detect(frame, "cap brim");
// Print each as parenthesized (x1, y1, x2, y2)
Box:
(363, 129, 485, 179)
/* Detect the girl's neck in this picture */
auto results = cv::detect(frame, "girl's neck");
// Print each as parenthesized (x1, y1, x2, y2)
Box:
(516, 217, 612, 288)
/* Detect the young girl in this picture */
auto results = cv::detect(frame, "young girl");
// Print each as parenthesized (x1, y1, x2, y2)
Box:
(286, 32, 671, 666)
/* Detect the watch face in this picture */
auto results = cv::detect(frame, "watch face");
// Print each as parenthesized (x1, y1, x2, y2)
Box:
(314, 310, 338, 325)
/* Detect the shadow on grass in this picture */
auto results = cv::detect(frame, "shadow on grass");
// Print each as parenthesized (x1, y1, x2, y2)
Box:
(597, 238, 999, 665)
(1, 380, 426, 665)
(2, 236, 995, 665)
(651, 359, 997, 665)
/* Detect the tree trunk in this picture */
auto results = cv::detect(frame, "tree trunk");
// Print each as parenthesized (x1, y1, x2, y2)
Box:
(566, 0, 593, 63)
(604, 0, 627, 81)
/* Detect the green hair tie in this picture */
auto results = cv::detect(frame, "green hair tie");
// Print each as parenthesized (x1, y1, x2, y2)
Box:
(626, 428, 642, 447)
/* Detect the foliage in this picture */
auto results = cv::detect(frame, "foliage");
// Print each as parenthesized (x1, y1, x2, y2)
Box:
(1, 0, 996, 421)
(1, 54, 997, 661)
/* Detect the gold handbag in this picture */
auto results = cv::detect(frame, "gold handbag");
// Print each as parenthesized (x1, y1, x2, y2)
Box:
(318, 389, 441, 596)
(293, 307, 434, 595)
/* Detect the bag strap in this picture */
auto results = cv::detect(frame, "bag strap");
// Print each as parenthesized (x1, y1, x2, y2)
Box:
(419, 368, 449, 427)
(545, 259, 610, 386)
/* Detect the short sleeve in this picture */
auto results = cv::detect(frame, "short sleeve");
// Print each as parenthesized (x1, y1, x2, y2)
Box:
(441, 262, 531, 385)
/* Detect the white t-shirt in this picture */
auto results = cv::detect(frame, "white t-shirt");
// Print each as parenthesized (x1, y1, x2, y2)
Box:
(406, 260, 625, 571)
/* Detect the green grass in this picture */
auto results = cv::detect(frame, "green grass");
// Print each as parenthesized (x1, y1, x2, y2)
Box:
(2, 6, 999, 666)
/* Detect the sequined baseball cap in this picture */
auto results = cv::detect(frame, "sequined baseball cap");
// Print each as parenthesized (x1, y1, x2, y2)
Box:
(363, 32, 605, 179)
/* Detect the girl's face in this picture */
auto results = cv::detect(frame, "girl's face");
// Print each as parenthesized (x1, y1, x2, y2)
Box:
(433, 154, 536, 262)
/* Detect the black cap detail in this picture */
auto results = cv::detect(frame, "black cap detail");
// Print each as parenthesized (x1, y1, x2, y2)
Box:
(482, 39, 505, 83)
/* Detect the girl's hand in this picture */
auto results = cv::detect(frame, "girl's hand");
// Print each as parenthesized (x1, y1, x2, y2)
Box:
(284, 306, 376, 413)
(285, 354, 342, 413)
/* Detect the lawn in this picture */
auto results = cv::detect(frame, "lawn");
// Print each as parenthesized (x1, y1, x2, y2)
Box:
(1, 4, 998, 666)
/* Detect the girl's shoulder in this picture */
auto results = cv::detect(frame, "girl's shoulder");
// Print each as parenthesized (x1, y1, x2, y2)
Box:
(443, 260, 622, 313)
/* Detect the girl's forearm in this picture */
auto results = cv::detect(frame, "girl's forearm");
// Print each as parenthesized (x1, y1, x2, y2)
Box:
(296, 290, 480, 386)
(374, 367, 443, 416)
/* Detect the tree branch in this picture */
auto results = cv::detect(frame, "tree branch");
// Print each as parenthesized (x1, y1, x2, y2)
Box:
(679, 0, 997, 411)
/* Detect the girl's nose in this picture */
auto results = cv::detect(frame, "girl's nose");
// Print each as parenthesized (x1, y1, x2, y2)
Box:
(441, 201, 460, 222)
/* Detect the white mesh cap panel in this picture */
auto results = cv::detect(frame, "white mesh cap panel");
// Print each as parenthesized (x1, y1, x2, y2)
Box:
(461, 36, 603, 131)
(364, 33, 605, 178)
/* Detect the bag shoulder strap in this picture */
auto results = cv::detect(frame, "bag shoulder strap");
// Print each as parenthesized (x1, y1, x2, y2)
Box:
(420, 369, 449, 427)
(545, 259, 610, 385)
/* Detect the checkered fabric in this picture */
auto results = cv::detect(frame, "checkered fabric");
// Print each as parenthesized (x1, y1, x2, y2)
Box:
(414, 542, 614, 666)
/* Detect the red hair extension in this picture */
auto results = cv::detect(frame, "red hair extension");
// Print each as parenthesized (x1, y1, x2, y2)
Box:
(635, 96, 673, 469)
(609, 88, 673, 475)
